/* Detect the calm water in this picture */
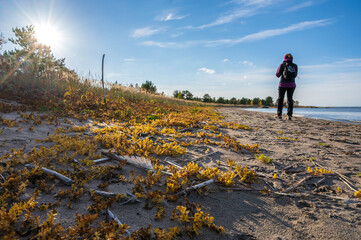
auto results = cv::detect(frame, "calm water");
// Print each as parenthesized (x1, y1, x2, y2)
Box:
(245, 107, 361, 123)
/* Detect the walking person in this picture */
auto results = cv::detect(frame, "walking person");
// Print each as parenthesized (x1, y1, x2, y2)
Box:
(276, 53, 298, 120)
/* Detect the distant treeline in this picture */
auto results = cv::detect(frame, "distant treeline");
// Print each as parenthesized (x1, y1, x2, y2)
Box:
(173, 90, 275, 106)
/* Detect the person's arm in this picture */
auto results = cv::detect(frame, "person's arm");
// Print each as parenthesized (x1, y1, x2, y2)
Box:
(294, 64, 298, 78)
(276, 63, 284, 78)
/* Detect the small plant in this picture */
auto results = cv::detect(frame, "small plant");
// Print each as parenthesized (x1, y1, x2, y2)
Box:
(354, 189, 361, 198)
(255, 154, 273, 164)
(318, 142, 332, 148)
(307, 167, 333, 175)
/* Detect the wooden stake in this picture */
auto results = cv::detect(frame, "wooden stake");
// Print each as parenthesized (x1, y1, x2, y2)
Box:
(101, 54, 106, 106)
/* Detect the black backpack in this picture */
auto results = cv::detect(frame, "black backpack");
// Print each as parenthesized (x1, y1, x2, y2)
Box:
(283, 62, 297, 79)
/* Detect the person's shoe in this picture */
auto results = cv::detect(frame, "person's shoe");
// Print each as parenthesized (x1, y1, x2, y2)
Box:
(275, 114, 282, 119)
(287, 115, 292, 121)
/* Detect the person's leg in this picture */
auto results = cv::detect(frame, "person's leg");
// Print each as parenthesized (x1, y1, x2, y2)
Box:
(286, 87, 296, 117)
(277, 87, 286, 117)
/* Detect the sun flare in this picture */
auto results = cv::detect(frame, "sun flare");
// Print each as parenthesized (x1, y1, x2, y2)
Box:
(34, 23, 61, 48)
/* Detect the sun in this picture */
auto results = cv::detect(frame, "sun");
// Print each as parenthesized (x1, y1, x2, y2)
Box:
(34, 23, 61, 48)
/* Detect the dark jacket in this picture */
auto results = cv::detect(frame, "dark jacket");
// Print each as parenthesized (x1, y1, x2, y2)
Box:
(276, 57, 298, 88)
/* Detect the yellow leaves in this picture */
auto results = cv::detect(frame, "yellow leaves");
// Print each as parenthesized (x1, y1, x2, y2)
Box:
(272, 173, 278, 179)
(235, 164, 257, 184)
(0, 118, 18, 127)
(255, 154, 273, 164)
(354, 189, 361, 198)
(198, 167, 220, 180)
(72, 124, 89, 132)
(155, 206, 165, 220)
(171, 204, 224, 236)
(218, 171, 235, 186)
(63, 91, 71, 97)
(307, 167, 333, 175)
(176, 206, 190, 222)
(153, 226, 181, 240)
(227, 159, 235, 168)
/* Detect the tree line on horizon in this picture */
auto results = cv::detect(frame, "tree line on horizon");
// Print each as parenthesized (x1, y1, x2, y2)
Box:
(173, 90, 275, 106)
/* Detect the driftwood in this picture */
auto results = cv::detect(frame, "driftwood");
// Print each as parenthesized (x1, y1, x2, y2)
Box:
(281, 176, 312, 193)
(93, 157, 111, 164)
(177, 179, 214, 196)
(90, 189, 141, 205)
(107, 208, 131, 235)
(25, 164, 74, 186)
(90, 189, 116, 197)
(178, 127, 193, 133)
(163, 158, 182, 169)
(126, 191, 142, 203)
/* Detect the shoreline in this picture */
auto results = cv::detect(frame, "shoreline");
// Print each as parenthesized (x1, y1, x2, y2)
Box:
(243, 106, 361, 124)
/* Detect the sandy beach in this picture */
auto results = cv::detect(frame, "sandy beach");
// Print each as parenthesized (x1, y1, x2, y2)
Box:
(1, 102, 361, 239)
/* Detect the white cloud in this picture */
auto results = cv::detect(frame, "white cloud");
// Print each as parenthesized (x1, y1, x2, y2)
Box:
(285, 1, 313, 12)
(232, 0, 283, 7)
(193, 0, 282, 29)
(206, 18, 333, 46)
(198, 9, 253, 29)
(141, 40, 198, 48)
(141, 41, 181, 48)
(124, 58, 136, 62)
(242, 60, 255, 66)
(223, 58, 230, 62)
(198, 67, 216, 74)
(131, 27, 163, 38)
(156, 11, 188, 21)
(140, 19, 333, 48)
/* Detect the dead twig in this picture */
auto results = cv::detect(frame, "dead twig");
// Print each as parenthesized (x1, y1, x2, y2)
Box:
(281, 176, 313, 193)
(90, 189, 116, 197)
(107, 208, 131, 235)
(93, 157, 111, 164)
(163, 157, 182, 169)
(177, 179, 214, 196)
(25, 164, 74, 186)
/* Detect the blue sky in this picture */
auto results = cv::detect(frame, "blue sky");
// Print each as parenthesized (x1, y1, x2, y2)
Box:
(1, 0, 361, 106)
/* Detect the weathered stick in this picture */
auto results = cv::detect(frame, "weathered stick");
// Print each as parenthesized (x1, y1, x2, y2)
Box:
(177, 179, 214, 196)
(338, 176, 357, 192)
(93, 157, 111, 164)
(25, 164, 74, 185)
(178, 127, 192, 133)
(107, 208, 131, 235)
(163, 158, 182, 169)
(126, 191, 142, 203)
(281, 176, 312, 193)
(90, 189, 116, 197)
(312, 161, 357, 191)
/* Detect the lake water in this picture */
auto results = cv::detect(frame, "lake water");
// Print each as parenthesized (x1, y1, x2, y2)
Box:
(244, 107, 361, 123)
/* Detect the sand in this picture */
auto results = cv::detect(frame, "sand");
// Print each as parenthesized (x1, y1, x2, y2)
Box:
(1, 102, 361, 239)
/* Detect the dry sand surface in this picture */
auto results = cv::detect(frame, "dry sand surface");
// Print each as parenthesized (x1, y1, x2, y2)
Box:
(1, 102, 361, 239)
